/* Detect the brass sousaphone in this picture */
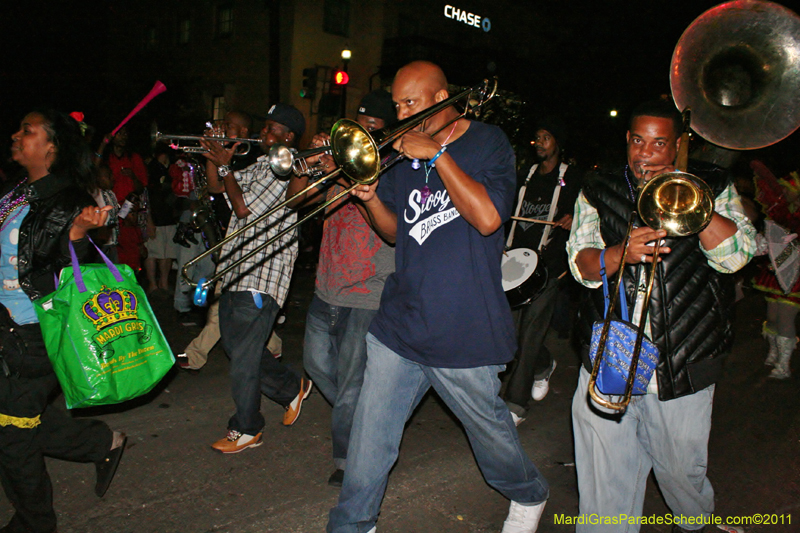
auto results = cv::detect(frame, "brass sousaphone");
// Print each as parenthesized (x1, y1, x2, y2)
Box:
(589, 0, 800, 411)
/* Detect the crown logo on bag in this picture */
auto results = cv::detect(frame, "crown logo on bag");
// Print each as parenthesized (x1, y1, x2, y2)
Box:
(82, 285, 139, 330)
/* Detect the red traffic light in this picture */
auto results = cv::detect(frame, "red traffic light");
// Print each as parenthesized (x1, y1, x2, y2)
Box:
(333, 70, 349, 85)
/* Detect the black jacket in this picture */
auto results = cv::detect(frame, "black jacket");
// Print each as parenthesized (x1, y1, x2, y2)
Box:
(577, 163, 736, 401)
(0, 173, 95, 379)
(13, 174, 94, 301)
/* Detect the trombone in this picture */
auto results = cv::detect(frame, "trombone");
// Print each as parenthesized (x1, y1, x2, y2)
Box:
(588, 0, 800, 412)
(152, 132, 258, 155)
(587, 169, 714, 412)
(182, 78, 499, 305)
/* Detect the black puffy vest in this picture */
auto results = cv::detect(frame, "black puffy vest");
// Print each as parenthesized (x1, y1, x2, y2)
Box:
(577, 163, 736, 401)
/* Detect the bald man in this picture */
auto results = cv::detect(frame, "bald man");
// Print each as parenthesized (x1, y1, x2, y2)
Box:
(326, 61, 548, 533)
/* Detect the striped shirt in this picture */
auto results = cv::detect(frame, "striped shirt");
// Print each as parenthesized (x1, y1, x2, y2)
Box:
(218, 156, 298, 307)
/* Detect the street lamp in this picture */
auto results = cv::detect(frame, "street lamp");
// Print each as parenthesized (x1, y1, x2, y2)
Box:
(340, 48, 351, 117)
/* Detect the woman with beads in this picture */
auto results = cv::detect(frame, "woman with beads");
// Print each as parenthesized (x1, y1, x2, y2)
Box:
(0, 109, 126, 533)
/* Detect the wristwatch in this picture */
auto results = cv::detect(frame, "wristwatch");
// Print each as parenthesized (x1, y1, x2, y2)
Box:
(218, 165, 231, 178)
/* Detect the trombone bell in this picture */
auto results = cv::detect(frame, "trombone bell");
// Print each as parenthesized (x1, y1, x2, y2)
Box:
(637, 171, 714, 237)
(330, 119, 381, 185)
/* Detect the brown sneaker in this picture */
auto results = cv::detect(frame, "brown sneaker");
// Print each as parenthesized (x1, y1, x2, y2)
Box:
(211, 430, 263, 453)
(283, 378, 313, 426)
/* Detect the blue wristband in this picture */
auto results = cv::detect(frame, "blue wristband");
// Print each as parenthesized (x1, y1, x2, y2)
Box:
(426, 145, 447, 168)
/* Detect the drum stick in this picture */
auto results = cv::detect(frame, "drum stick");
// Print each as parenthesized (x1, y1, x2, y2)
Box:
(511, 216, 557, 225)
(109, 81, 167, 138)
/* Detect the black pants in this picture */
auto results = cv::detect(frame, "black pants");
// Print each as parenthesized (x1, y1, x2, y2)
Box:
(219, 291, 300, 435)
(503, 276, 560, 410)
(0, 323, 112, 533)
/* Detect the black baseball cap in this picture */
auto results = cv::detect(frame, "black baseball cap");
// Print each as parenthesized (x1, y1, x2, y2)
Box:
(266, 103, 306, 138)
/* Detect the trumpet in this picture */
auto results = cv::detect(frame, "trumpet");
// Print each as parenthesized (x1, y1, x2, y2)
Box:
(152, 131, 258, 155)
(269, 142, 332, 178)
(182, 78, 499, 306)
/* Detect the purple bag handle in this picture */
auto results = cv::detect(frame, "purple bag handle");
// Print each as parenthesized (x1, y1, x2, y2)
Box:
(66, 236, 123, 293)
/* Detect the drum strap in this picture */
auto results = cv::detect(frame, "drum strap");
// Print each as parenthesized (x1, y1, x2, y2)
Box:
(506, 162, 568, 250)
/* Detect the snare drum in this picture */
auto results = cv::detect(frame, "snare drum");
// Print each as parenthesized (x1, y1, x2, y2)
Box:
(501, 248, 548, 308)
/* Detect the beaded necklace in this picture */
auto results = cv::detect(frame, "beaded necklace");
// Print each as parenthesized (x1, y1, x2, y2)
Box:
(623, 165, 638, 201)
(419, 121, 459, 205)
(0, 180, 29, 232)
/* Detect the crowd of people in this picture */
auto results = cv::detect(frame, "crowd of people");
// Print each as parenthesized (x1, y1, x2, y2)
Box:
(9, 58, 800, 533)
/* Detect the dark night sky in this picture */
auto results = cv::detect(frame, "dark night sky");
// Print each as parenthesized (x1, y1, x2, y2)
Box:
(1, 1, 798, 172)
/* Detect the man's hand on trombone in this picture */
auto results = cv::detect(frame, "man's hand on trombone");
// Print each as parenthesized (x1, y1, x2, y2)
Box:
(392, 130, 442, 162)
(624, 227, 671, 266)
(576, 227, 671, 282)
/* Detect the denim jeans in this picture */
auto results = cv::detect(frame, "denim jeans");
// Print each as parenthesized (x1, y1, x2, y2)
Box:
(572, 368, 715, 532)
(173, 219, 214, 313)
(327, 334, 549, 533)
(219, 291, 301, 435)
(303, 295, 376, 470)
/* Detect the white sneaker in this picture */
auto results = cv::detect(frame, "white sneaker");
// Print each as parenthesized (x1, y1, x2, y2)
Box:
(531, 361, 557, 401)
(510, 412, 525, 427)
(501, 500, 546, 533)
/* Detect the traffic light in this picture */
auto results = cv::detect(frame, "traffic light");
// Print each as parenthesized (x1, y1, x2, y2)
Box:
(300, 67, 317, 99)
(332, 69, 349, 86)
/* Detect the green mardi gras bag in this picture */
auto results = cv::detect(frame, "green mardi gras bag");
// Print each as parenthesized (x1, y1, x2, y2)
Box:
(33, 240, 174, 409)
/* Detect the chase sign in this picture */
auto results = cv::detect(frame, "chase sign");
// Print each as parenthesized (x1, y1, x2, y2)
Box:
(444, 5, 491, 32)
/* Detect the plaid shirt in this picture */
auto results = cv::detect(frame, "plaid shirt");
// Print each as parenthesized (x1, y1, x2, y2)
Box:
(567, 182, 756, 290)
(567, 181, 755, 393)
(217, 156, 298, 306)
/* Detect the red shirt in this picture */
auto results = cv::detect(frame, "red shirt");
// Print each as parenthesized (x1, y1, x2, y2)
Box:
(108, 152, 148, 201)
(169, 158, 197, 198)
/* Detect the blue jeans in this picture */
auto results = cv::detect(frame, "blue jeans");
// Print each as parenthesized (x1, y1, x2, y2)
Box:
(572, 368, 715, 532)
(327, 334, 549, 533)
(219, 291, 301, 435)
(174, 211, 214, 313)
(303, 295, 376, 470)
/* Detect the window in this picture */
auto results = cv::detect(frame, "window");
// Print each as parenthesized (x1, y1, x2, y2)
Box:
(212, 96, 226, 121)
(178, 18, 191, 44)
(144, 27, 157, 50)
(217, 4, 234, 37)
(323, 0, 350, 37)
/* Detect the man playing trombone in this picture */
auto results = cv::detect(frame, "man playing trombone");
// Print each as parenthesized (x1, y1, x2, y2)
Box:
(198, 104, 313, 454)
(566, 100, 756, 532)
(326, 60, 549, 533)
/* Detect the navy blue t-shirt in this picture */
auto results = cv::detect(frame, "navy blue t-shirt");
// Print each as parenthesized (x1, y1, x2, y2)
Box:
(369, 121, 518, 368)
